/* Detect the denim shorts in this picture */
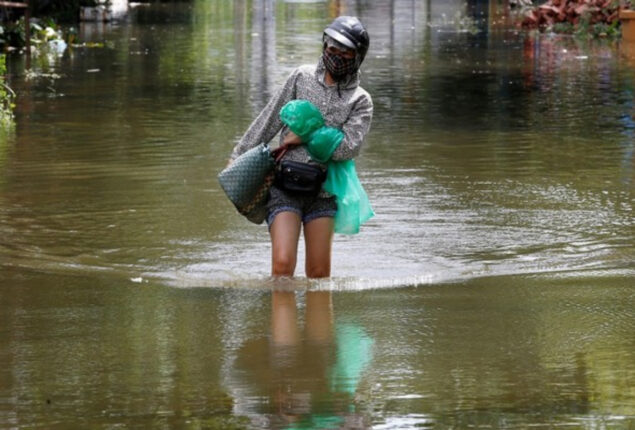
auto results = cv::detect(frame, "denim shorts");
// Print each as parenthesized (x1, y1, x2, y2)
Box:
(266, 185, 337, 227)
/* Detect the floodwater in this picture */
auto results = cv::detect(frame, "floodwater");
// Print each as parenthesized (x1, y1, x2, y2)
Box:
(1, 1, 633, 428)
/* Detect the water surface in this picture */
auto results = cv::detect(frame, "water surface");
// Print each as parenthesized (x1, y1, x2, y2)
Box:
(1, 1, 633, 428)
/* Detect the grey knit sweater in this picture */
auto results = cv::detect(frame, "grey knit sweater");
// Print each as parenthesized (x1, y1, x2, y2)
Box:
(230, 57, 373, 166)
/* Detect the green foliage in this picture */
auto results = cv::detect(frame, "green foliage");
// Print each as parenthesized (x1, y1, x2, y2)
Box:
(570, 12, 622, 39)
(0, 17, 65, 50)
(552, 22, 575, 34)
(29, 19, 65, 44)
(544, 0, 633, 39)
(587, 20, 621, 38)
(0, 55, 15, 131)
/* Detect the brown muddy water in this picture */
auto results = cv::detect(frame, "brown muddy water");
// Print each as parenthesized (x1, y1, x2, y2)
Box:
(1, 1, 633, 428)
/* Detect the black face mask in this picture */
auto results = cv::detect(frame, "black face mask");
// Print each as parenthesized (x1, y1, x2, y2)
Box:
(322, 50, 357, 81)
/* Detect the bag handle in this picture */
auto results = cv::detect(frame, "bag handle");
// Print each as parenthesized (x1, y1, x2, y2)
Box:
(271, 143, 292, 163)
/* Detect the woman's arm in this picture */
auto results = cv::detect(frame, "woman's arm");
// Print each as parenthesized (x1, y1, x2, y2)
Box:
(330, 93, 373, 161)
(230, 69, 300, 161)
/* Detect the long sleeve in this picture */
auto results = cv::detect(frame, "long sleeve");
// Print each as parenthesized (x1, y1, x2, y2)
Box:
(230, 69, 300, 161)
(330, 92, 373, 161)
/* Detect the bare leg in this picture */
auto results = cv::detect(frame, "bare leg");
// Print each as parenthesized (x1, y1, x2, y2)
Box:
(303, 217, 335, 278)
(271, 291, 300, 346)
(305, 291, 333, 343)
(269, 211, 302, 277)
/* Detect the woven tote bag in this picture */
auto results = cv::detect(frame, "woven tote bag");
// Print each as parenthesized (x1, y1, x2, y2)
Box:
(218, 143, 275, 224)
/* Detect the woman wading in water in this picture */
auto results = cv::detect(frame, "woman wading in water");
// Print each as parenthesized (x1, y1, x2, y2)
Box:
(229, 16, 373, 278)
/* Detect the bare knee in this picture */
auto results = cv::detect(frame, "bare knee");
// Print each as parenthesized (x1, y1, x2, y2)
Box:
(303, 217, 334, 279)
(305, 262, 330, 279)
(269, 211, 301, 277)
(272, 253, 296, 277)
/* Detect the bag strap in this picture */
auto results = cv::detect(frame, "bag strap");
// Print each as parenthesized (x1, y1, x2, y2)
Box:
(271, 143, 292, 163)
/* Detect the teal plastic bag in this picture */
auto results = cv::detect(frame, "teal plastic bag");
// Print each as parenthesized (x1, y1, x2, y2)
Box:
(306, 127, 343, 163)
(279, 99, 324, 141)
(280, 100, 374, 234)
(329, 322, 374, 395)
(323, 160, 374, 235)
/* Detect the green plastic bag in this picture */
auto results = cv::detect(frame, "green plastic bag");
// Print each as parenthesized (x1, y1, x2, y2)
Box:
(329, 322, 374, 395)
(285, 322, 374, 430)
(306, 127, 343, 163)
(279, 99, 324, 141)
(280, 100, 374, 234)
(322, 160, 374, 234)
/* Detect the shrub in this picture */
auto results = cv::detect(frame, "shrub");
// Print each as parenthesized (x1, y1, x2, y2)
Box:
(0, 54, 15, 130)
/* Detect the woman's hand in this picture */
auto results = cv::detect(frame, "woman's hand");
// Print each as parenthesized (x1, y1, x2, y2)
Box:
(282, 131, 302, 146)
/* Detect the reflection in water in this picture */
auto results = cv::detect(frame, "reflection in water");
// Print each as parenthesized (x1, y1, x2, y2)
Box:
(228, 290, 373, 429)
(618, 42, 635, 190)
(0, 273, 632, 428)
(251, 0, 277, 111)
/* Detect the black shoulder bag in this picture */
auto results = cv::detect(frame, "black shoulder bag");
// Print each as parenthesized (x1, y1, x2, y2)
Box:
(271, 146, 327, 195)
